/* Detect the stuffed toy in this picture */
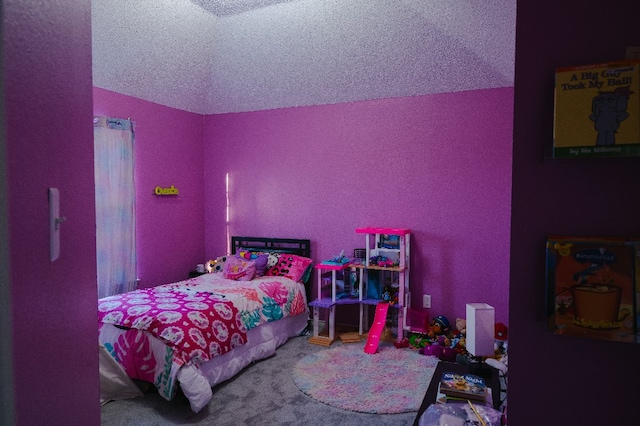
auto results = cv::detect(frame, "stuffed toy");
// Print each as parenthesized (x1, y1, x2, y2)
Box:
(495, 322, 508, 341)
(206, 256, 228, 274)
(424, 315, 452, 350)
(449, 318, 467, 353)
(427, 315, 451, 339)
(205, 259, 217, 273)
(494, 322, 508, 358)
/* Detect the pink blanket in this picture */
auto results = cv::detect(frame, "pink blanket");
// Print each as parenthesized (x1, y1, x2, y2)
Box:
(98, 286, 247, 367)
(99, 274, 307, 405)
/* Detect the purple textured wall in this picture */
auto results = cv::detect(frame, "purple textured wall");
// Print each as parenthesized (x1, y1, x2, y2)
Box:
(510, 0, 640, 424)
(204, 88, 513, 324)
(93, 88, 206, 288)
(3, 1, 100, 424)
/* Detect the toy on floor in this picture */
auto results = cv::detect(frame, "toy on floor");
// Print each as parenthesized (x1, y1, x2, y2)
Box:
(449, 317, 467, 353)
(455, 317, 467, 336)
(414, 315, 508, 365)
(493, 322, 508, 360)
(427, 315, 452, 345)
(486, 323, 509, 374)
(456, 321, 509, 367)
(420, 336, 458, 361)
(417, 315, 457, 361)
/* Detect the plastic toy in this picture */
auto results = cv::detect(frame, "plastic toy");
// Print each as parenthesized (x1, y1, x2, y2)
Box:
(368, 255, 396, 268)
(322, 249, 349, 265)
(349, 270, 360, 298)
(364, 302, 389, 354)
(381, 284, 391, 302)
(393, 337, 410, 349)
(406, 333, 428, 349)
(420, 343, 444, 358)
(419, 339, 457, 361)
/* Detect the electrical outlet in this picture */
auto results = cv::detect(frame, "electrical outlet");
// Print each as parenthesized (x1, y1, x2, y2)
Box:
(423, 294, 431, 309)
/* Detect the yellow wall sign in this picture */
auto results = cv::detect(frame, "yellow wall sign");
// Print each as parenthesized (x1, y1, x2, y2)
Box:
(154, 185, 179, 196)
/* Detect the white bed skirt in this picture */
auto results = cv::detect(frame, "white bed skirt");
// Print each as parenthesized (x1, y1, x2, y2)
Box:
(176, 312, 309, 412)
(101, 312, 309, 412)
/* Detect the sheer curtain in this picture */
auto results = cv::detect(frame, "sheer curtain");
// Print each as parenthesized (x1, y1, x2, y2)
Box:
(93, 116, 137, 298)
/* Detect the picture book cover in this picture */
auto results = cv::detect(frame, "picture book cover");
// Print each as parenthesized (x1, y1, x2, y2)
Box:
(439, 372, 487, 401)
(435, 384, 493, 407)
(553, 60, 640, 158)
(546, 236, 639, 343)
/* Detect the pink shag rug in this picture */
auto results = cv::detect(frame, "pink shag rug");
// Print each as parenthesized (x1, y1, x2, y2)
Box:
(292, 343, 439, 414)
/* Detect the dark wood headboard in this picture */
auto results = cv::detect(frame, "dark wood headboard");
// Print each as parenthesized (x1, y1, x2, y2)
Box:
(231, 236, 311, 259)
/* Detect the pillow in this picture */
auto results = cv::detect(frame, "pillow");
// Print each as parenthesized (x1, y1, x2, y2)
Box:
(238, 247, 280, 269)
(223, 256, 256, 281)
(236, 250, 269, 277)
(266, 253, 313, 282)
(300, 263, 313, 284)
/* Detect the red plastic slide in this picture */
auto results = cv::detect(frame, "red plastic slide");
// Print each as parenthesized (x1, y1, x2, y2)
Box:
(364, 302, 389, 354)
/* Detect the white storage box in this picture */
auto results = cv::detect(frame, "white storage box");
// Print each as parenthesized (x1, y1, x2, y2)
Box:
(466, 303, 495, 357)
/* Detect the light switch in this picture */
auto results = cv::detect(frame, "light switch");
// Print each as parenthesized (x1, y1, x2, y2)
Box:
(49, 188, 60, 262)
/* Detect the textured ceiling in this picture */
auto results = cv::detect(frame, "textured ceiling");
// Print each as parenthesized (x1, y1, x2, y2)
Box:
(92, 0, 517, 114)
(190, 0, 299, 17)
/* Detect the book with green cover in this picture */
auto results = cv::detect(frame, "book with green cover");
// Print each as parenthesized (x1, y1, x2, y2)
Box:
(553, 60, 640, 158)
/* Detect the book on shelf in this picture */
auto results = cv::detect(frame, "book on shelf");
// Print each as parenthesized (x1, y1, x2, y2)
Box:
(545, 236, 639, 343)
(438, 372, 488, 402)
(553, 60, 640, 159)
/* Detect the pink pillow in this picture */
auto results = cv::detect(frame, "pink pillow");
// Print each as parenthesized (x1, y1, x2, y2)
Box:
(266, 254, 313, 282)
(223, 256, 256, 281)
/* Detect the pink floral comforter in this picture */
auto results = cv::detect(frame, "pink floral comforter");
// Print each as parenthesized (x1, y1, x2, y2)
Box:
(98, 273, 307, 402)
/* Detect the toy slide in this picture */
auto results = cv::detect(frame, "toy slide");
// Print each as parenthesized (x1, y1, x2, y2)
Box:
(364, 302, 389, 354)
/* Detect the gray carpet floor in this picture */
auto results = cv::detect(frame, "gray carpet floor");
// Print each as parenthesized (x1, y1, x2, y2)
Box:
(100, 335, 420, 425)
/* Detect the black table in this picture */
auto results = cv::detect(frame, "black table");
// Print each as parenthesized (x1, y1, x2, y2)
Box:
(413, 361, 502, 425)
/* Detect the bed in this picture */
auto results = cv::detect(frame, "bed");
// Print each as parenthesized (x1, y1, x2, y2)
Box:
(98, 236, 312, 412)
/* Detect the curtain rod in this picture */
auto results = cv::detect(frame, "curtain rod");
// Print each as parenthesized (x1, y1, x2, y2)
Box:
(93, 115, 134, 132)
